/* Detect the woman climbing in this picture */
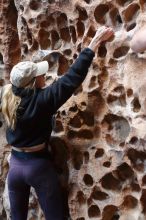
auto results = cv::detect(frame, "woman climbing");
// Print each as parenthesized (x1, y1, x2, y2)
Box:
(1, 26, 114, 220)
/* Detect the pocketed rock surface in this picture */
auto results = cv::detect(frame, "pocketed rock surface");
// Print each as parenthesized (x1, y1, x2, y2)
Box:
(0, 0, 146, 219)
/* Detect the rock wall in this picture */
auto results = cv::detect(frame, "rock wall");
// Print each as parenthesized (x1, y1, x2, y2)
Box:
(0, 0, 146, 219)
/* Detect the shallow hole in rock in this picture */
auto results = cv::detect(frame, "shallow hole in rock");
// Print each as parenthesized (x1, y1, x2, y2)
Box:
(84, 151, 89, 164)
(116, 162, 134, 181)
(40, 20, 50, 28)
(21, 16, 27, 26)
(20, 5, 24, 11)
(113, 85, 125, 93)
(36, 14, 46, 22)
(101, 173, 121, 190)
(47, 14, 55, 26)
(60, 27, 71, 42)
(119, 142, 125, 147)
(91, 187, 109, 200)
(87, 197, 92, 206)
(140, 189, 146, 214)
(50, 30, 60, 50)
(108, 58, 117, 65)
(69, 115, 82, 128)
(126, 22, 137, 31)
(129, 136, 138, 144)
(95, 148, 104, 158)
(76, 5, 88, 21)
(61, 110, 66, 115)
(53, 120, 63, 133)
(29, 0, 41, 10)
(107, 94, 126, 107)
(98, 43, 107, 57)
(70, 26, 77, 43)
(86, 26, 96, 38)
(116, 14, 123, 24)
(69, 59, 73, 65)
(63, 49, 72, 56)
(77, 43, 82, 53)
(0, 79, 4, 87)
(126, 88, 133, 97)
(98, 69, 109, 89)
(103, 161, 111, 167)
(105, 134, 115, 146)
(58, 55, 69, 75)
(0, 121, 3, 127)
(113, 46, 129, 58)
(76, 129, 93, 139)
(88, 90, 106, 116)
(83, 0, 91, 3)
(77, 191, 86, 204)
(121, 195, 138, 209)
(110, 7, 122, 26)
(69, 105, 78, 112)
(21, 17, 32, 45)
(127, 148, 146, 172)
(38, 29, 50, 49)
(107, 95, 117, 103)
(81, 101, 87, 107)
(142, 175, 146, 186)
(102, 114, 130, 143)
(90, 146, 96, 150)
(67, 129, 93, 139)
(73, 53, 78, 59)
(122, 3, 140, 22)
(26, 26, 33, 45)
(102, 205, 120, 220)
(80, 110, 94, 126)
(88, 205, 100, 218)
(102, 205, 118, 220)
(22, 44, 28, 54)
(131, 97, 141, 112)
(131, 182, 141, 192)
(83, 174, 94, 186)
(57, 13, 67, 28)
(94, 4, 109, 24)
(76, 21, 85, 37)
(88, 75, 97, 88)
(112, 214, 120, 220)
(28, 18, 35, 25)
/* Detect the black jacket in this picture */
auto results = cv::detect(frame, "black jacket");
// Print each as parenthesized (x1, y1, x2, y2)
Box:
(6, 48, 95, 148)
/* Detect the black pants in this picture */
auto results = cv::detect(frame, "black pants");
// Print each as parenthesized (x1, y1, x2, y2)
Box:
(8, 154, 63, 220)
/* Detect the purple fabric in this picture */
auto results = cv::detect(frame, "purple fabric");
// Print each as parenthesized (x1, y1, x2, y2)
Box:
(8, 154, 63, 220)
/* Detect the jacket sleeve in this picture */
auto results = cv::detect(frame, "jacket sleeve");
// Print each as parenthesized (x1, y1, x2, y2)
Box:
(40, 48, 95, 114)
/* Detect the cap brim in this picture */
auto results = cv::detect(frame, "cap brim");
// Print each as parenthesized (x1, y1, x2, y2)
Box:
(36, 61, 49, 76)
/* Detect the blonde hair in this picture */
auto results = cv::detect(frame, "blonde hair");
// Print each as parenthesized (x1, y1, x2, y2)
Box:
(1, 80, 36, 130)
(1, 84, 21, 130)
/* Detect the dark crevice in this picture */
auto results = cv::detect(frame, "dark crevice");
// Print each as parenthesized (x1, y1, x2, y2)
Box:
(4, 0, 21, 76)
(0, 53, 4, 64)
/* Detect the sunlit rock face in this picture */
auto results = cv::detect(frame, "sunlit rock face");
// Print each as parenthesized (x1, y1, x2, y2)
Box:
(0, 0, 146, 219)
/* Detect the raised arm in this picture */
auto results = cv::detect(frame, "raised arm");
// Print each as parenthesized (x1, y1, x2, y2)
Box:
(41, 26, 114, 114)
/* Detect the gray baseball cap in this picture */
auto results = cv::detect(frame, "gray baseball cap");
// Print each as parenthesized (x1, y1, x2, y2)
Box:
(10, 61, 49, 88)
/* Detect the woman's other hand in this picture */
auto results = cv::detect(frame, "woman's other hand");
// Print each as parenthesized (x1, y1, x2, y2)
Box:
(130, 27, 146, 53)
(88, 26, 114, 53)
